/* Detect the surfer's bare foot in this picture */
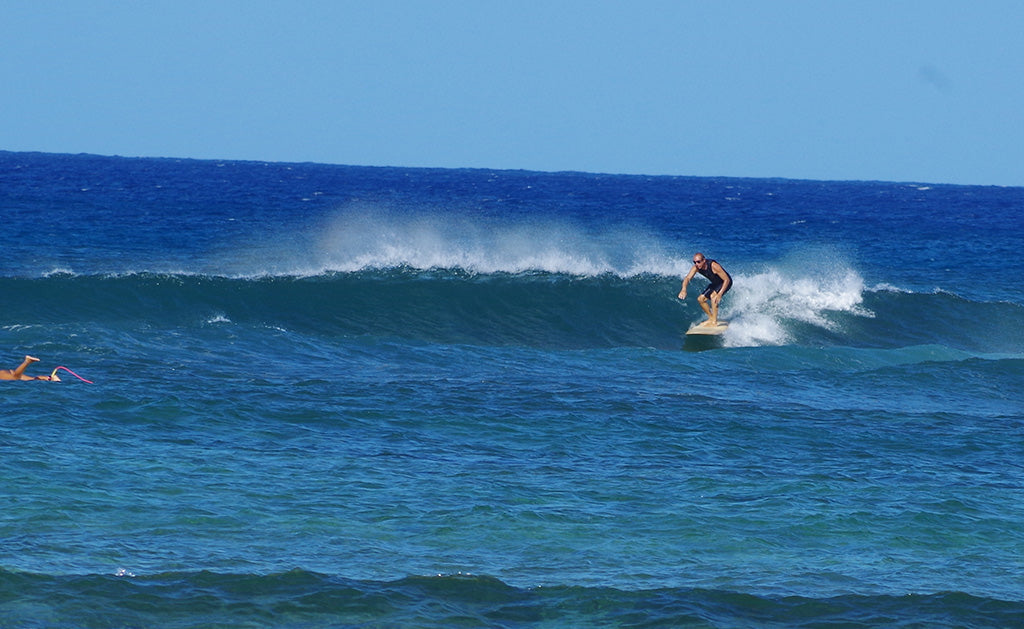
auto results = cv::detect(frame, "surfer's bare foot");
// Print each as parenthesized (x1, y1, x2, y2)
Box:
(26, 355, 40, 363)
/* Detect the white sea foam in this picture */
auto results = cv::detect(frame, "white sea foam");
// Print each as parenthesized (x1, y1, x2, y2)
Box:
(311, 205, 691, 277)
(721, 249, 873, 347)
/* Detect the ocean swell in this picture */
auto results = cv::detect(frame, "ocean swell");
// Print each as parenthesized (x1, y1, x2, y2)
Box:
(1, 569, 1021, 628)
(3, 270, 1021, 355)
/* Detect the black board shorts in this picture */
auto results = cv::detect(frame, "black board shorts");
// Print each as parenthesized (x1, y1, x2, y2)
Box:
(702, 282, 731, 299)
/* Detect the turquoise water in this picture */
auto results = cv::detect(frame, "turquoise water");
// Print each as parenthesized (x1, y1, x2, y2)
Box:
(1, 152, 1022, 627)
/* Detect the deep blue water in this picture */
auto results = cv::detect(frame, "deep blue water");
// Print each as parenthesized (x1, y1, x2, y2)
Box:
(1, 151, 1022, 627)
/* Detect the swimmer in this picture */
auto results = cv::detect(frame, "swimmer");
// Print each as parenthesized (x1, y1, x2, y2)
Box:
(0, 356, 60, 381)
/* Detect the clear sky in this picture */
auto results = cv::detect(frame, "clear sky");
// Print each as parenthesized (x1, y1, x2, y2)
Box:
(4, 1, 1022, 186)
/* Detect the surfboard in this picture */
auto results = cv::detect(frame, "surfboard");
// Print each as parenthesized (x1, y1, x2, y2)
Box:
(685, 321, 729, 336)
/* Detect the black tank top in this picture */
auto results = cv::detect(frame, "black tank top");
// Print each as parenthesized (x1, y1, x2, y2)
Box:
(698, 259, 730, 286)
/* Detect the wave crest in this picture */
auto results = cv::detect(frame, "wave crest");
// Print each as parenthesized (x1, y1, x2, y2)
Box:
(725, 265, 872, 347)
(306, 206, 691, 278)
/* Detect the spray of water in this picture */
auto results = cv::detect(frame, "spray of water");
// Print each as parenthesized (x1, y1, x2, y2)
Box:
(312, 204, 691, 277)
(722, 247, 873, 347)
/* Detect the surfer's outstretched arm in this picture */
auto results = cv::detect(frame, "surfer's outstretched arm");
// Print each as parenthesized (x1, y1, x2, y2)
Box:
(678, 265, 698, 299)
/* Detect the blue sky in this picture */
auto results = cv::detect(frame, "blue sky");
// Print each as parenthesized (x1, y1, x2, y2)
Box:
(4, 1, 1022, 186)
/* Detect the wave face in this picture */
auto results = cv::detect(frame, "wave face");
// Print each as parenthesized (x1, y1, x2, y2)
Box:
(4, 269, 1021, 355)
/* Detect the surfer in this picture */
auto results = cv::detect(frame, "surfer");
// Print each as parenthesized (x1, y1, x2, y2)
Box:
(678, 253, 732, 326)
(0, 356, 60, 381)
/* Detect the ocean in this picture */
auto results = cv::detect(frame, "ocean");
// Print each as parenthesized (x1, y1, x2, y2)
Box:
(1, 151, 1022, 627)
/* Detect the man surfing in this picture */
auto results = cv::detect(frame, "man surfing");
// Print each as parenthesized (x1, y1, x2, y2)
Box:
(678, 253, 732, 326)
